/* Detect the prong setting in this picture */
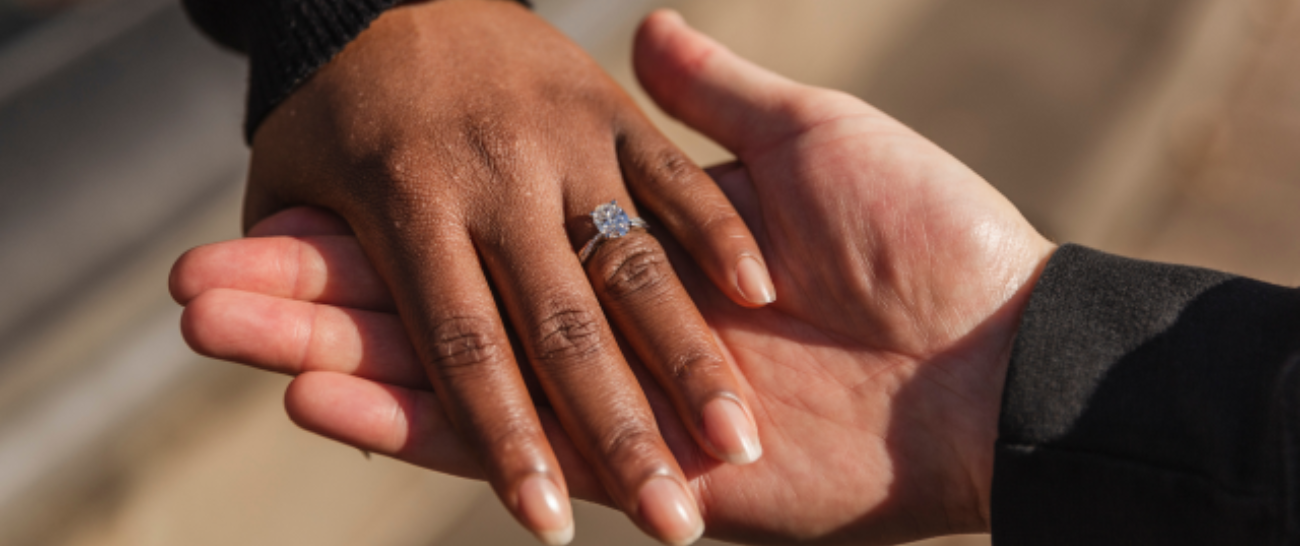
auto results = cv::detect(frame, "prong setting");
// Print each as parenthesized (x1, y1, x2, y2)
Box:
(579, 200, 648, 263)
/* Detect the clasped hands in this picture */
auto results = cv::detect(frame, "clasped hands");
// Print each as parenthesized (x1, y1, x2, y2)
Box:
(171, 5, 1055, 546)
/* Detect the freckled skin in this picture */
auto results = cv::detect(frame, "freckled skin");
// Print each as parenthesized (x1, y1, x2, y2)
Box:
(236, 1, 773, 542)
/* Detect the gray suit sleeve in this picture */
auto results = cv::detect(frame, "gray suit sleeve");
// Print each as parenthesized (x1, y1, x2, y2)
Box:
(992, 244, 1300, 545)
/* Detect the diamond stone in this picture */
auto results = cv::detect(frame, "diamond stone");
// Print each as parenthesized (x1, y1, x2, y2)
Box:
(592, 200, 631, 238)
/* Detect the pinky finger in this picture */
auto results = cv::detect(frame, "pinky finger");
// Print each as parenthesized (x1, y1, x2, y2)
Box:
(617, 121, 776, 308)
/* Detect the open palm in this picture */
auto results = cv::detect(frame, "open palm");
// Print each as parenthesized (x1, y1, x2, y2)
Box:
(172, 12, 1053, 546)
(630, 13, 1053, 542)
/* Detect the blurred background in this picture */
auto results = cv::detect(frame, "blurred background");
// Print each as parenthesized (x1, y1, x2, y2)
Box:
(0, 0, 1297, 544)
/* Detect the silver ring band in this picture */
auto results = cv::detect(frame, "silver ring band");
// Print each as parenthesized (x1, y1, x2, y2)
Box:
(579, 200, 648, 264)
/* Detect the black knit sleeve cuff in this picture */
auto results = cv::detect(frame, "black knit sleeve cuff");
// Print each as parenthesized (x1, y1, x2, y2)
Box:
(242, 0, 401, 143)
(991, 244, 1300, 545)
(239, 0, 530, 143)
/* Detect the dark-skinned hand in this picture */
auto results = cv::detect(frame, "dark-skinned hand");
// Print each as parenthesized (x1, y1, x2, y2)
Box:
(228, 0, 778, 544)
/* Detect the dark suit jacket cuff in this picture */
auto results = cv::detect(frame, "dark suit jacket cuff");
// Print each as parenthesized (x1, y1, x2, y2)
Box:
(991, 244, 1300, 545)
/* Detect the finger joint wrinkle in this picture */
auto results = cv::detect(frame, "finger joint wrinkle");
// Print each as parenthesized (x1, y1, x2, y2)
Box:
(533, 308, 603, 364)
(429, 316, 503, 372)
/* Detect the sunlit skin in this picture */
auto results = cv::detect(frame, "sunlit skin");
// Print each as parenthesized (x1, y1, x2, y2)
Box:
(173, 11, 1055, 546)
(243, 0, 780, 542)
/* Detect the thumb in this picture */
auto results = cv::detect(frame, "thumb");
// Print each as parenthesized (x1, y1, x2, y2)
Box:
(633, 10, 814, 156)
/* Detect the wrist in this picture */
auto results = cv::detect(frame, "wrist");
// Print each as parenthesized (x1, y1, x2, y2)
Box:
(243, 0, 534, 143)
(965, 238, 1057, 528)
(242, 0, 406, 143)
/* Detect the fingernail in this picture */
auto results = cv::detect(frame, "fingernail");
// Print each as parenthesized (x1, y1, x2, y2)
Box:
(638, 477, 704, 546)
(736, 256, 776, 305)
(702, 397, 763, 465)
(518, 476, 574, 546)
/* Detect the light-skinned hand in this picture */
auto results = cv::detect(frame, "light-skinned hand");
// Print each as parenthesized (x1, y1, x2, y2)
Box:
(174, 10, 1055, 545)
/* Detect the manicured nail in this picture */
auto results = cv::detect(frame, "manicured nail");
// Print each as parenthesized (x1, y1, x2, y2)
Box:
(638, 477, 704, 546)
(702, 397, 762, 465)
(518, 476, 574, 546)
(736, 256, 776, 305)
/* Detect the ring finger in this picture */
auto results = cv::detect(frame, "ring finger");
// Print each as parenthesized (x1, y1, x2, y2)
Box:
(474, 195, 704, 546)
(563, 141, 763, 468)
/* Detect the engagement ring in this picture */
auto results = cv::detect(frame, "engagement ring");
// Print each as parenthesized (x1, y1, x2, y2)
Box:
(578, 200, 648, 263)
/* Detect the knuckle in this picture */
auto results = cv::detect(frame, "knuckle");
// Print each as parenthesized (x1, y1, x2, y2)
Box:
(457, 115, 536, 183)
(595, 237, 674, 301)
(428, 316, 503, 374)
(666, 350, 726, 384)
(343, 144, 425, 199)
(644, 149, 697, 188)
(462, 118, 511, 177)
(600, 423, 663, 463)
(532, 307, 604, 364)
